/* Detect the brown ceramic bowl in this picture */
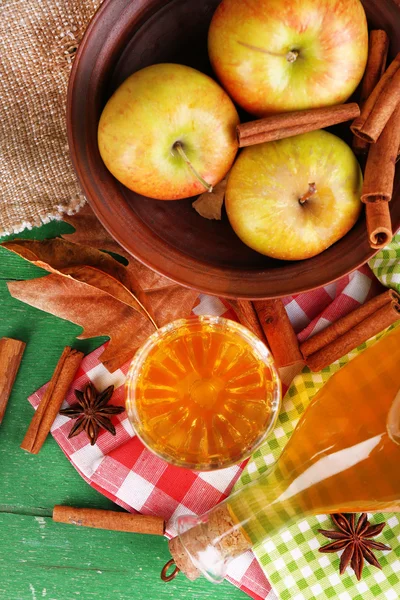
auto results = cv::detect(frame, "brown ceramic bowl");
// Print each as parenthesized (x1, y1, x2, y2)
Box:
(67, 0, 400, 299)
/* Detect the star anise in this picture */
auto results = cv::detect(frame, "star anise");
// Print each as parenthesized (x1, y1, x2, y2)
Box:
(60, 382, 124, 445)
(318, 513, 391, 580)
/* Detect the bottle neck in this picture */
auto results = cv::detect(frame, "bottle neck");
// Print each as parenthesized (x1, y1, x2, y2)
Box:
(173, 466, 289, 583)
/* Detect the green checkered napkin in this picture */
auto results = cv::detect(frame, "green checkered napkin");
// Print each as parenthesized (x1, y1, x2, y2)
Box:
(235, 234, 400, 600)
(369, 232, 400, 294)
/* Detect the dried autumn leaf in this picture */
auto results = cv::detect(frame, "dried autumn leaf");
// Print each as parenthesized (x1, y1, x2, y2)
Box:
(1, 238, 148, 318)
(192, 173, 229, 220)
(7, 273, 155, 372)
(1, 239, 159, 371)
(61, 265, 156, 328)
(62, 205, 198, 324)
(2, 230, 198, 371)
(3, 237, 127, 281)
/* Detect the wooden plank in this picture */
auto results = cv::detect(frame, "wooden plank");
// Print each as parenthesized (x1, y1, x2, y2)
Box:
(0, 513, 245, 600)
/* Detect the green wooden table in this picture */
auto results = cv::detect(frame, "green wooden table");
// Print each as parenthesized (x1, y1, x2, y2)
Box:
(0, 221, 248, 600)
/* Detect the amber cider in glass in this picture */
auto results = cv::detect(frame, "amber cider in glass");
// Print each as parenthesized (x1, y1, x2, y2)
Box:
(126, 317, 281, 470)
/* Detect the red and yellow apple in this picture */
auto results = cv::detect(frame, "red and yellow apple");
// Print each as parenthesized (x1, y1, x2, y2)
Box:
(208, 0, 368, 116)
(98, 63, 239, 200)
(225, 130, 363, 261)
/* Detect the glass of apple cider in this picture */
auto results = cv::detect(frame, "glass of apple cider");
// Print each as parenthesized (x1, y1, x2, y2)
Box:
(125, 316, 281, 470)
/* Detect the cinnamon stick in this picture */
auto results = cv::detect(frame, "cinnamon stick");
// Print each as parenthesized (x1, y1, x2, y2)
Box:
(353, 30, 389, 155)
(53, 505, 165, 536)
(0, 337, 26, 424)
(366, 201, 393, 250)
(230, 299, 268, 344)
(351, 52, 400, 144)
(237, 103, 360, 147)
(301, 290, 398, 358)
(253, 299, 304, 369)
(361, 102, 400, 203)
(21, 346, 83, 454)
(360, 101, 400, 248)
(303, 291, 400, 372)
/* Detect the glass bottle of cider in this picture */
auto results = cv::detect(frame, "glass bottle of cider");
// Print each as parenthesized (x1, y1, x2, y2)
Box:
(166, 325, 400, 583)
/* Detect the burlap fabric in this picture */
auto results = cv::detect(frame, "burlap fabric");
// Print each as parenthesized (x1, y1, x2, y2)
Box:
(0, 0, 101, 236)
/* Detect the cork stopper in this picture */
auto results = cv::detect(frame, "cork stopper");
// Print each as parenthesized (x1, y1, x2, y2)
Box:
(168, 536, 201, 581)
(164, 503, 252, 582)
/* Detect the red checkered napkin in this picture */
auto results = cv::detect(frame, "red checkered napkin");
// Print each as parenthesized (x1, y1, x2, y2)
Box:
(28, 264, 381, 600)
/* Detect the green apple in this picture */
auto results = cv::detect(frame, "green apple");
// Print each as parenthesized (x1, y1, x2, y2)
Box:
(225, 130, 363, 261)
(98, 63, 239, 200)
(208, 0, 368, 116)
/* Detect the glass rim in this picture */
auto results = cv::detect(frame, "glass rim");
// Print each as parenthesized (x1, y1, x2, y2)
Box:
(125, 315, 282, 471)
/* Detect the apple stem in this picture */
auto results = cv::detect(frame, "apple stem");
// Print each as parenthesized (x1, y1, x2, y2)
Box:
(173, 142, 213, 193)
(238, 41, 301, 64)
(286, 50, 299, 63)
(299, 183, 317, 205)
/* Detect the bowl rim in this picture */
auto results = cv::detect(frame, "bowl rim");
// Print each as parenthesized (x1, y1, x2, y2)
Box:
(67, 0, 400, 299)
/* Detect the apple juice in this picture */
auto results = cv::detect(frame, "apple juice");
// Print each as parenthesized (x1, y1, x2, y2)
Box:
(172, 326, 400, 582)
(126, 317, 280, 470)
